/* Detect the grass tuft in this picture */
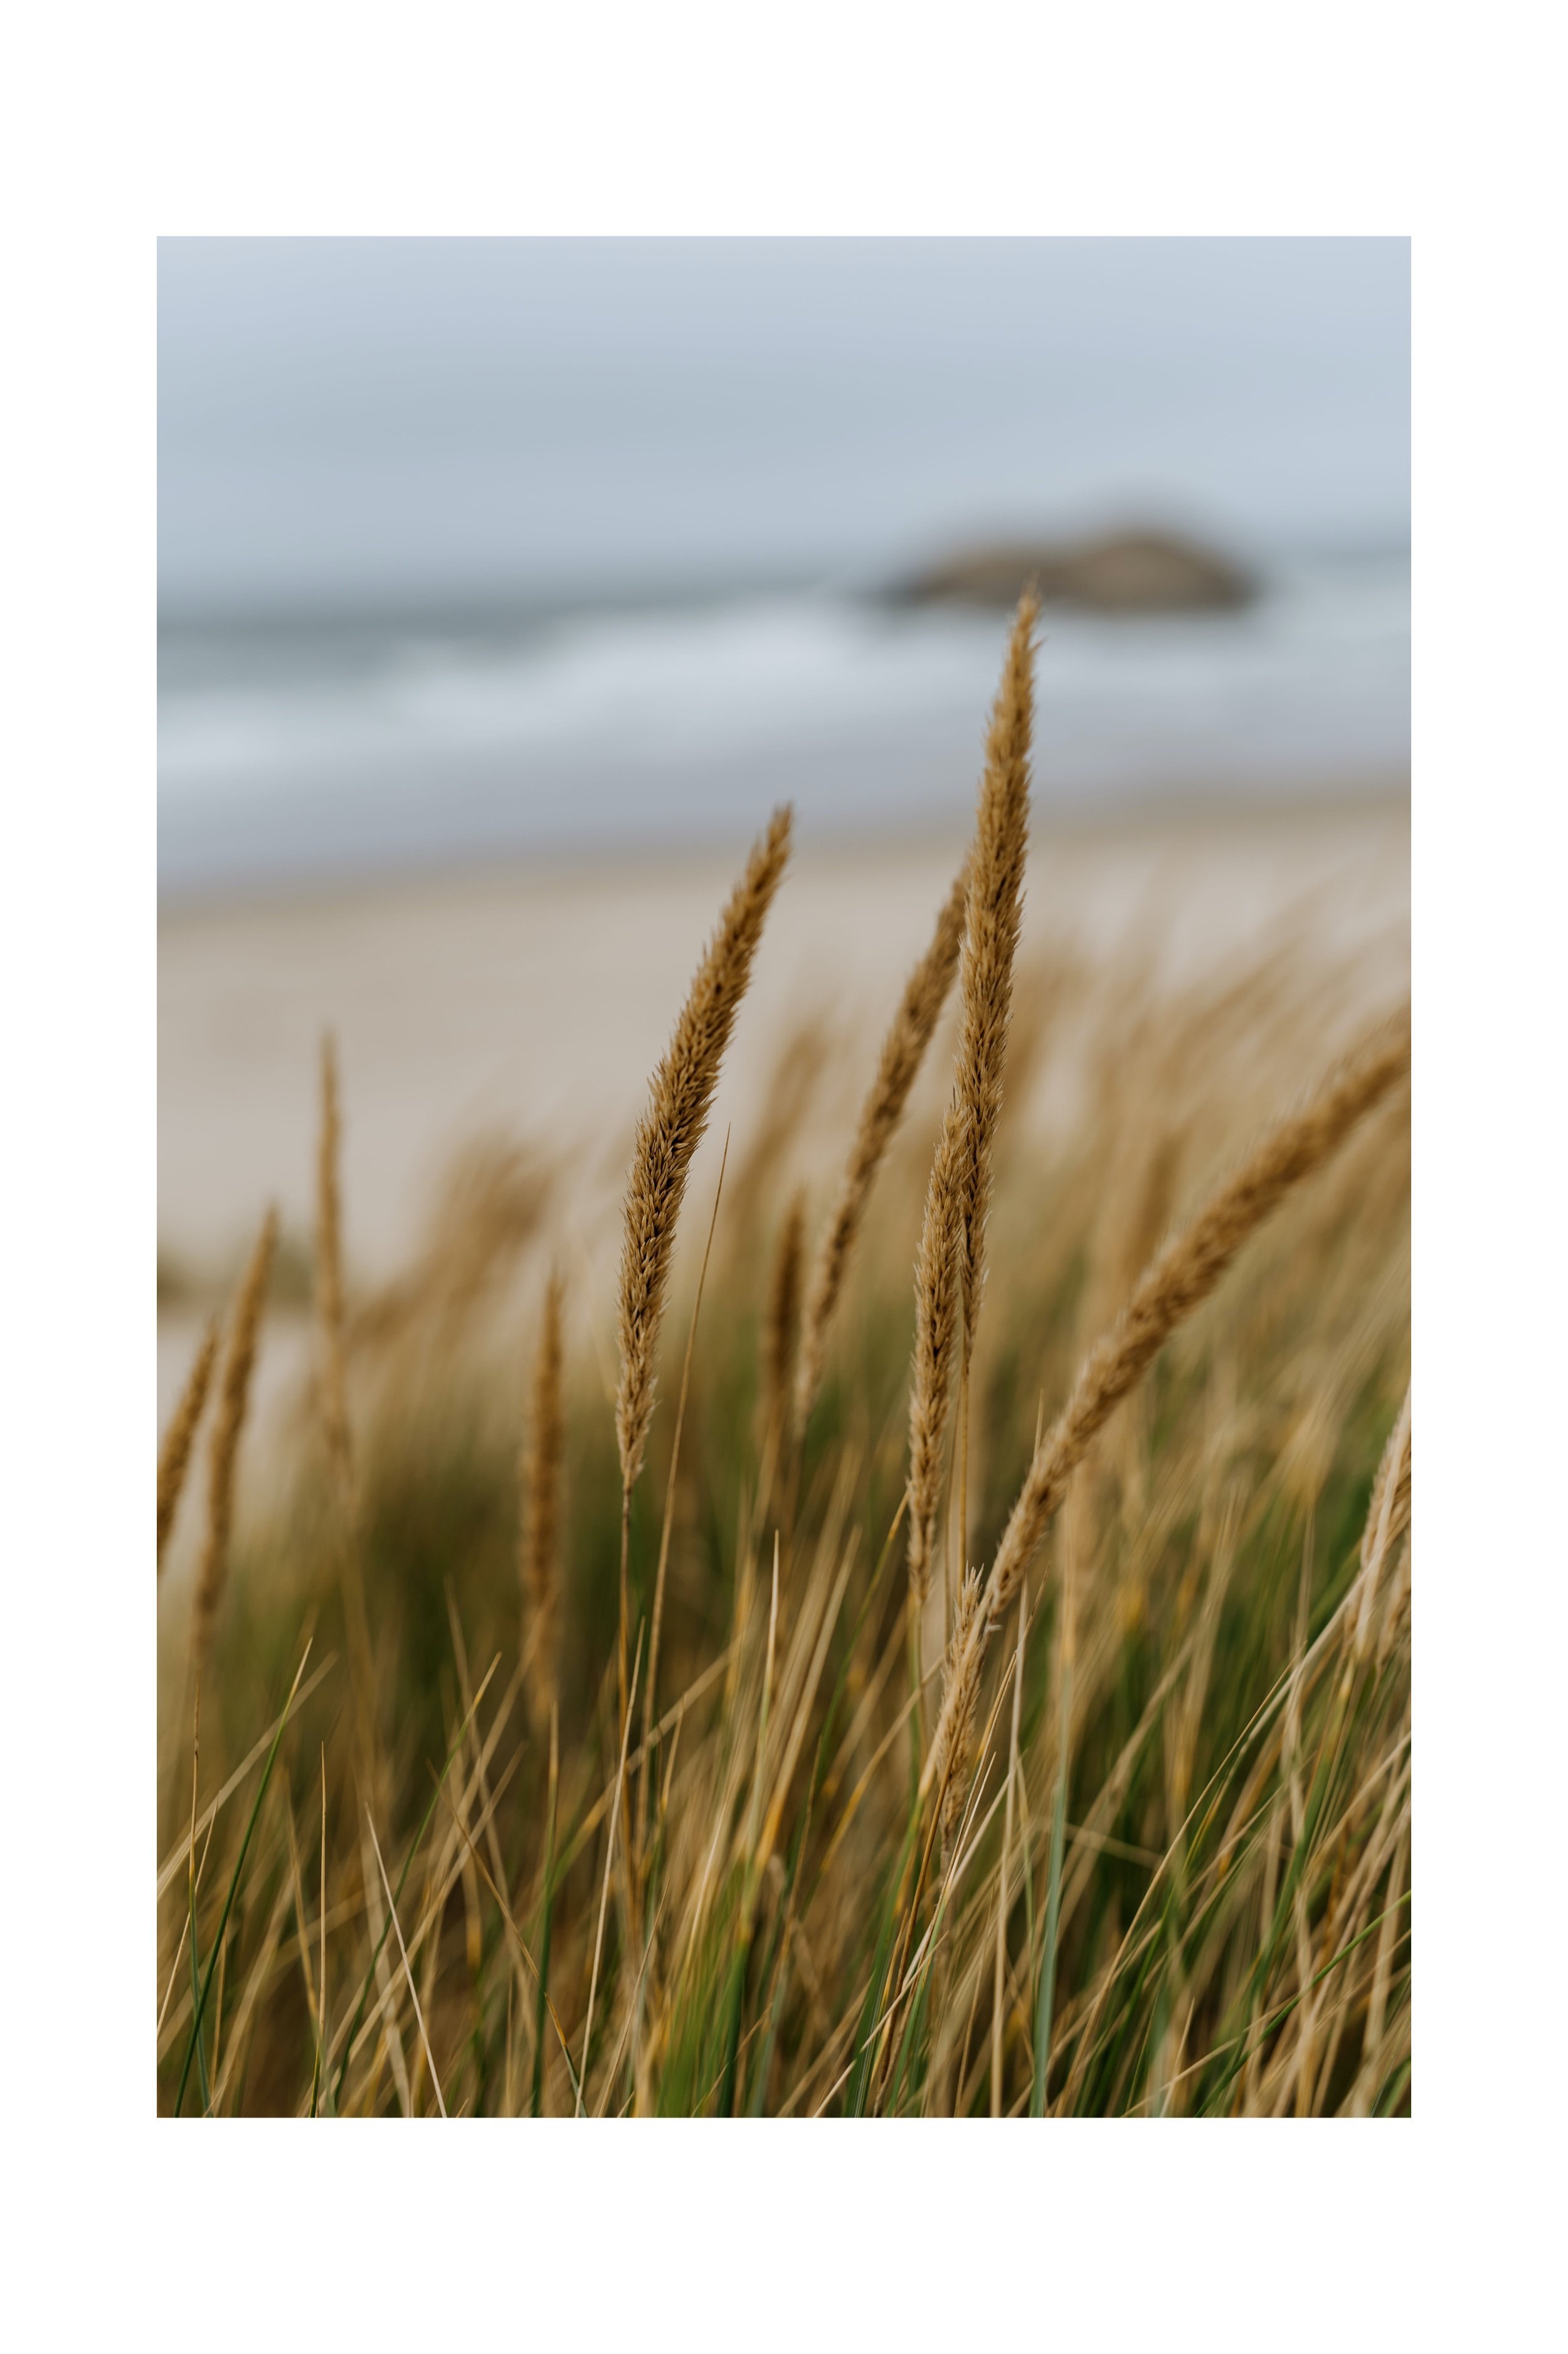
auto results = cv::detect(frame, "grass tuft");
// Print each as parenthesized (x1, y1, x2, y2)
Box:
(157, 617, 1408, 2118)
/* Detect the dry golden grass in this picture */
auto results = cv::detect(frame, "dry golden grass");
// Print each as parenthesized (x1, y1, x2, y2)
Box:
(924, 997, 1411, 1811)
(157, 1313, 219, 1572)
(951, 590, 1036, 1373)
(909, 594, 1036, 1611)
(795, 861, 968, 1434)
(520, 1270, 566, 1732)
(761, 1191, 805, 1461)
(1349, 1380, 1411, 1668)
(611, 802, 792, 1805)
(908, 1101, 965, 1616)
(189, 1206, 277, 1677)
(615, 805, 793, 1505)
(940, 1567, 984, 1868)
(155, 615, 1409, 2121)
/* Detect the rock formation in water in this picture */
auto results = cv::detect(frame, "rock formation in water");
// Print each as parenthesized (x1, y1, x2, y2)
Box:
(894, 528, 1257, 615)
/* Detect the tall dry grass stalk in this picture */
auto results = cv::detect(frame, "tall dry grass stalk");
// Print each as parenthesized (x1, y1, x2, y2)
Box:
(924, 999, 1411, 1800)
(520, 1270, 566, 1731)
(612, 804, 792, 1850)
(908, 1121, 965, 1608)
(312, 1034, 381, 1768)
(938, 1568, 984, 1869)
(315, 1034, 352, 1501)
(191, 1207, 278, 1674)
(351, 1138, 551, 1359)
(794, 864, 969, 1432)
(761, 1192, 805, 1461)
(156, 1315, 220, 1572)
(992, 1591, 1029, 2117)
(637, 1134, 730, 1874)
(908, 595, 1037, 1604)
(951, 591, 1036, 1371)
(615, 805, 793, 1505)
(1350, 1383, 1411, 1665)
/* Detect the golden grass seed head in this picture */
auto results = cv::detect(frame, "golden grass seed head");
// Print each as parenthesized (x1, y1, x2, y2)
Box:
(952, 590, 1036, 1370)
(923, 998, 1411, 1796)
(192, 1205, 278, 1668)
(615, 805, 793, 1499)
(796, 861, 969, 1432)
(156, 1314, 221, 1571)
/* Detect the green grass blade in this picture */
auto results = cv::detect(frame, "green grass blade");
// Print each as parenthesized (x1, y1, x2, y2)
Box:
(1029, 1761, 1067, 2116)
(188, 1865, 211, 2114)
(1030, 1641, 1073, 2118)
(329, 1656, 499, 2108)
(530, 1764, 558, 2119)
(176, 1642, 312, 2116)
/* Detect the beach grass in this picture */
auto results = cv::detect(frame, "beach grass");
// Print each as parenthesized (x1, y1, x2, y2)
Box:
(155, 608, 1409, 2119)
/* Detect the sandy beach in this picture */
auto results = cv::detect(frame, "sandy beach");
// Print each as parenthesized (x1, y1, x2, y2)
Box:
(158, 788, 1409, 1439)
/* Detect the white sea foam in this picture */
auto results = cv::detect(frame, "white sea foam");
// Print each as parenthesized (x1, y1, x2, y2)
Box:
(158, 556, 1408, 895)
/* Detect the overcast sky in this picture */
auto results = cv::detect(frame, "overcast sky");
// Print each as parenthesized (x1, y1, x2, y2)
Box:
(159, 238, 1409, 617)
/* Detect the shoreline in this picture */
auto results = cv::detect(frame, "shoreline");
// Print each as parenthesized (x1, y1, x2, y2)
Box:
(158, 766, 1409, 923)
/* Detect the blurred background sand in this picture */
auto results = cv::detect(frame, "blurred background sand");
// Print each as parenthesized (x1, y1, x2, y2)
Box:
(157, 791, 1408, 1454)
(159, 793, 1410, 1284)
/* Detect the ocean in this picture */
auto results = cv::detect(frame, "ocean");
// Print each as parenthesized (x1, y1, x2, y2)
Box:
(157, 549, 1407, 901)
